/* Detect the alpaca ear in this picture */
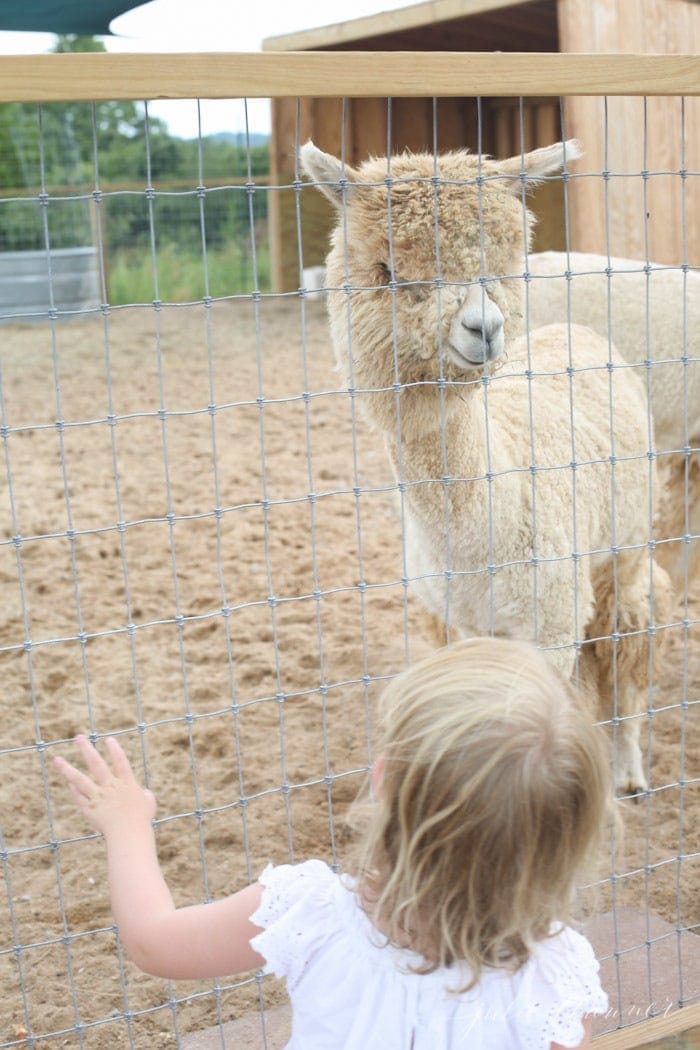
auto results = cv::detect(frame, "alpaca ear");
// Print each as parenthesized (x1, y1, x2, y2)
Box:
(497, 139, 582, 191)
(299, 140, 357, 208)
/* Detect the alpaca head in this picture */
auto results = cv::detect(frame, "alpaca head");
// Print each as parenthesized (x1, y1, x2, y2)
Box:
(301, 140, 581, 421)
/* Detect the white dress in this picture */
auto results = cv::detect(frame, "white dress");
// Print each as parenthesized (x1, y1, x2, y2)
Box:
(250, 859, 608, 1050)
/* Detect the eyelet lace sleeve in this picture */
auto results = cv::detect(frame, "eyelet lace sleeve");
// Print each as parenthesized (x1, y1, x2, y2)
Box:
(250, 860, 339, 987)
(514, 926, 608, 1048)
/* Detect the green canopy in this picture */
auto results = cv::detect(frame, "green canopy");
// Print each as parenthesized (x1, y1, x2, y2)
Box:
(0, 0, 152, 35)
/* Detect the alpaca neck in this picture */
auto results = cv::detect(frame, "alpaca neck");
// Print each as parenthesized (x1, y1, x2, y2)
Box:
(382, 381, 488, 483)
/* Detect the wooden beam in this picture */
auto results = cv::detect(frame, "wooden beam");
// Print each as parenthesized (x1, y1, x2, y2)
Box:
(0, 52, 697, 104)
(558, 0, 700, 265)
(592, 1000, 700, 1048)
(262, 0, 549, 51)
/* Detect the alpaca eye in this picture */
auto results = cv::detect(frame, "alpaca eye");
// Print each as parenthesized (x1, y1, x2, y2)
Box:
(407, 282, 430, 302)
(376, 265, 431, 300)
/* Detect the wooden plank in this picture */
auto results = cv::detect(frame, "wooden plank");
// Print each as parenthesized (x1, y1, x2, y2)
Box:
(556, 0, 595, 52)
(477, 1, 558, 48)
(269, 94, 342, 292)
(390, 97, 434, 151)
(0, 52, 697, 103)
(433, 98, 466, 152)
(683, 0, 700, 264)
(602, 0, 647, 257)
(262, 0, 545, 52)
(484, 98, 566, 252)
(535, 100, 558, 146)
(268, 94, 297, 292)
(293, 97, 346, 280)
(592, 1001, 700, 1048)
(644, 0, 695, 264)
(368, 3, 558, 54)
(594, 0, 620, 52)
(491, 100, 514, 157)
(312, 97, 348, 158)
(462, 97, 487, 152)
(557, 0, 700, 265)
(350, 98, 388, 160)
(557, 0, 608, 257)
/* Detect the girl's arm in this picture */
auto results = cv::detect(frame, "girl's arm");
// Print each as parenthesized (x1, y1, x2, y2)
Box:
(53, 735, 266, 979)
(551, 1015, 592, 1050)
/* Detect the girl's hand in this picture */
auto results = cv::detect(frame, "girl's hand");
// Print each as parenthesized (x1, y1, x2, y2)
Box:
(53, 735, 156, 837)
(54, 734, 265, 980)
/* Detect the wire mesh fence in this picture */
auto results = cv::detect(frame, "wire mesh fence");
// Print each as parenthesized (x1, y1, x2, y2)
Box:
(0, 53, 698, 1049)
(0, 100, 270, 313)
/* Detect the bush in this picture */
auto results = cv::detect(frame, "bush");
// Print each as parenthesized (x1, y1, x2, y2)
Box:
(107, 239, 271, 305)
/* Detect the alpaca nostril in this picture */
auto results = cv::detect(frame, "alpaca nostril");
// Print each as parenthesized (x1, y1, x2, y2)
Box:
(460, 316, 504, 357)
(461, 318, 502, 341)
(459, 298, 505, 343)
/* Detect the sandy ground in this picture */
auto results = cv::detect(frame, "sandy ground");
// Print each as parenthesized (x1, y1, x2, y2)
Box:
(0, 298, 697, 1048)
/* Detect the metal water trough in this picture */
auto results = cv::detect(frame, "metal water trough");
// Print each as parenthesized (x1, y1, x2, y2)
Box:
(0, 247, 101, 322)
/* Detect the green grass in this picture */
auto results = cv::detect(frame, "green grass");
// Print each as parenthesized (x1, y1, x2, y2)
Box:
(107, 241, 271, 305)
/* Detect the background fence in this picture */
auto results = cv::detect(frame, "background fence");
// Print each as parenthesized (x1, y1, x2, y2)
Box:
(0, 100, 271, 314)
(0, 50, 698, 1049)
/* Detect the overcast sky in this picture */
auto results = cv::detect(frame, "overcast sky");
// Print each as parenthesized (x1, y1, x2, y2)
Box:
(0, 0, 412, 135)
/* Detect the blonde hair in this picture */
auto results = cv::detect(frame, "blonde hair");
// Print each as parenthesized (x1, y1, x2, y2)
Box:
(355, 637, 613, 986)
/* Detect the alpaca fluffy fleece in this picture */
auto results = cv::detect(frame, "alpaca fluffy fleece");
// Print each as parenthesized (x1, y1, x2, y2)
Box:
(525, 251, 699, 587)
(301, 141, 672, 795)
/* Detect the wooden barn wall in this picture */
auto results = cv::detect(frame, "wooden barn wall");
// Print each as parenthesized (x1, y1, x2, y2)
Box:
(270, 94, 566, 292)
(268, 0, 698, 290)
(264, 0, 560, 54)
(558, 0, 700, 266)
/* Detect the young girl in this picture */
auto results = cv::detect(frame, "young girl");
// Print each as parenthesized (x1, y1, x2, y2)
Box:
(54, 637, 612, 1049)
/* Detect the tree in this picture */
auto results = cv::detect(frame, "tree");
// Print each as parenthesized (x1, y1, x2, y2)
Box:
(0, 33, 270, 284)
(51, 34, 106, 54)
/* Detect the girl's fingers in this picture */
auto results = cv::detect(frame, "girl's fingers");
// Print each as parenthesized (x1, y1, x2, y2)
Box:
(66, 778, 93, 808)
(103, 736, 137, 782)
(73, 734, 112, 785)
(53, 755, 97, 801)
(54, 735, 134, 791)
(54, 735, 144, 812)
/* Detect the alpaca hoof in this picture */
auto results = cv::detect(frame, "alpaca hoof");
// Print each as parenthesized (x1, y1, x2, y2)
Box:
(614, 760, 648, 802)
(615, 778, 648, 803)
(612, 732, 648, 801)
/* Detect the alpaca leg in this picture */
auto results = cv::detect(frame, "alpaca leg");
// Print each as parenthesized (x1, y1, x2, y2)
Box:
(610, 681, 647, 798)
(590, 553, 672, 797)
(422, 610, 451, 648)
(655, 450, 700, 590)
(531, 555, 595, 687)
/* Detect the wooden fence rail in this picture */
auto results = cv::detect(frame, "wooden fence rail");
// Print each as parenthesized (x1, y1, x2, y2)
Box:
(0, 51, 698, 103)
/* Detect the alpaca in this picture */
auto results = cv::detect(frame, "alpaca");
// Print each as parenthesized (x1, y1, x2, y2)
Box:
(301, 139, 672, 796)
(525, 251, 699, 588)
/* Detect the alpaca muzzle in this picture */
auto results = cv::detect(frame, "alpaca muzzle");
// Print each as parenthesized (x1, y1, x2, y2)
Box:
(448, 289, 505, 366)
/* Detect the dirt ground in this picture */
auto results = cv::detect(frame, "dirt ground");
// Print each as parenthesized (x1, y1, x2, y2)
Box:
(0, 298, 697, 1048)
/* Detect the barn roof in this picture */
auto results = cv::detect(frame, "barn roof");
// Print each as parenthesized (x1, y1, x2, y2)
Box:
(262, 0, 559, 53)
